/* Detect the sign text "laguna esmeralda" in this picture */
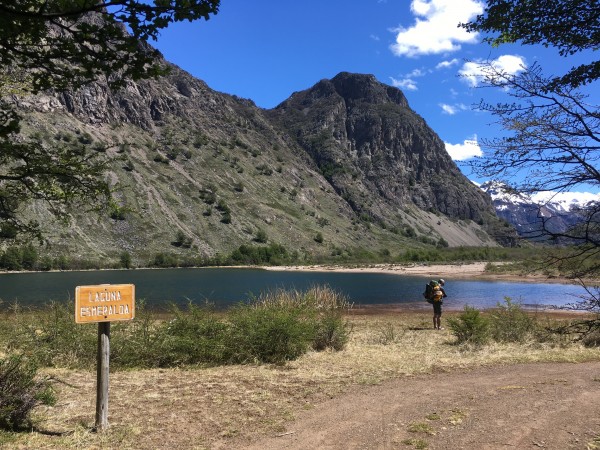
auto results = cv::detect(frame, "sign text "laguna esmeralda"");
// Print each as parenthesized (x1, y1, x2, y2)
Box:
(75, 284, 135, 323)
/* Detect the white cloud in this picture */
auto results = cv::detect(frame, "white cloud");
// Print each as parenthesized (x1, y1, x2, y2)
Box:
(440, 103, 468, 114)
(370, 34, 380, 41)
(459, 54, 527, 87)
(390, 68, 428, 91)
(408, 68, 426, 77)
(390, 0, 484, 57)
(390, 77, 418, 91)
(436, 58, 459, 70)
(440, 103, 457, 114)
(444, 137, 482, 160)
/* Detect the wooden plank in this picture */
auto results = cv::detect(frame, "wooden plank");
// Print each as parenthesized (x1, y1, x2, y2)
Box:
(95, 322, 110, 431)
(75, 284, 135, 323)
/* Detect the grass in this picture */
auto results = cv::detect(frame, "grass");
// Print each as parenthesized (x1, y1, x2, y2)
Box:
(402, 438, 429, 449)
(407, 422, 436, 435)
(1, 310, 599, 448)
(589, 435, 600, 449)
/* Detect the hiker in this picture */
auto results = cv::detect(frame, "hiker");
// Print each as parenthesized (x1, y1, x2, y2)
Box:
(423, 279, 447, 330)
(432, 279, 447, 330)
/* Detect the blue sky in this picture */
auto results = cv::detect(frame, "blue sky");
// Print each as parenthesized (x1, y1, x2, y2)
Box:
(151, 0, 598, 198)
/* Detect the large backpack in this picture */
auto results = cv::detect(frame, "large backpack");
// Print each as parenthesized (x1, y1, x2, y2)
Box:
(423, 280, 443, 304)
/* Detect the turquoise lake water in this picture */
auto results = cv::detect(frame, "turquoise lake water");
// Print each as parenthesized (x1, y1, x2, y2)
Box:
(0, 267, 586, 310)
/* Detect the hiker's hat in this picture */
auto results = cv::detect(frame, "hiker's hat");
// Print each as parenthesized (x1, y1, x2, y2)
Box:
(438, 279, 445, 285)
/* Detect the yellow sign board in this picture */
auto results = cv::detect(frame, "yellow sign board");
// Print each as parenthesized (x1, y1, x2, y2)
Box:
(75, 284, 135, 323)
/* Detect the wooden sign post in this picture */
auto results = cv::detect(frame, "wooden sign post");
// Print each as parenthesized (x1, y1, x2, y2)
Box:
(75, 284, 135, 431)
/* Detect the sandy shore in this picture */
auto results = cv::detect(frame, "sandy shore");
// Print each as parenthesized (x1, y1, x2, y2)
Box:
(265, 262, 584, 285)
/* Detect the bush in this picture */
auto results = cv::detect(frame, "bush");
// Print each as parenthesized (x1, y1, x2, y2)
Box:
(120, 251, 132, 269)
(109, 302, 170, 368)
(157, 303, 230, 366)
(447, 306, 490, 345)
(488, 297, 536, 343)
(229, 243, 289, 265)
(581, 328, 600, 347)
(3, 302, 97, 369)
(1, 288, 351, 370)
(0, 355, 56, 430)
(228, 286, 352, 362)
(254, 229, 268, 243)
(227, 304, 314, 364)
(304, 286, 351, 351)
(152, 252, 179, 268)
(312, 313, 349, 351)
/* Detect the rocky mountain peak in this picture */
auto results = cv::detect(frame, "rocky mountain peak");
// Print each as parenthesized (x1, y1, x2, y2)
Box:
(10, 67, 517, 262)
(269, 72, 512, 244)
(329, 72, 409, 107)
(479, 180, 592, 240)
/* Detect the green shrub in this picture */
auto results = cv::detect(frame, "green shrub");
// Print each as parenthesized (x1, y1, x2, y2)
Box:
(254, 229, 268, 243)
(227, 304, 314, 364)
(312, 313, 349, 351)
(0, 355, 56, 430)
(1, 288, 351, 370)
(229, 286, 352, 362)
(152, 252, 179, 268)
(581, 328, 600, 347)
(220, 211, 232, 224)
(4, 302, 97, 368)
(447, 306, 490, 345)
(304, 286, 351, 351)
(120, 251, 132, 269)
(229, 243, 289, 265)
(157, 303, 230, 366)
(0, 247, 23, 271)
(110, 302, 169, 368)
(488, 297, 536, 343)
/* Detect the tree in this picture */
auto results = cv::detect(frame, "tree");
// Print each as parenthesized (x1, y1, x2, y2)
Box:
(120, 251, 132, 269)
(461, 0, 600, 89)
(0, 1, 220, 240)
(469, 63, 600, 201)
(462, 0, 600, 317)
(0, 107, 111, 240)
(0, 0, 220, 92)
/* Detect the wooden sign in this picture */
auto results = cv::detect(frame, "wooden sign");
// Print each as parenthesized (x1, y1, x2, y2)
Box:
(75, 284, 135, 324)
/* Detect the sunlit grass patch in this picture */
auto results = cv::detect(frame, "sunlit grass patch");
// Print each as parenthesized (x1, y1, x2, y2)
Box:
(448, 408, 468, 426)
(588, 434, 600, 449)
(407, 422, 436, 435)
(402, 437, 429, 449)
(425, 412, 441, 421)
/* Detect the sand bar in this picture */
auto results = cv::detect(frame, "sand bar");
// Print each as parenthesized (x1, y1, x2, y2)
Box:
(265, 262, 586, 285)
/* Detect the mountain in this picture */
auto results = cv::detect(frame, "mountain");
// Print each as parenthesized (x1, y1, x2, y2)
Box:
(480, 181, 590, 240)
(6, 66, 516, 266)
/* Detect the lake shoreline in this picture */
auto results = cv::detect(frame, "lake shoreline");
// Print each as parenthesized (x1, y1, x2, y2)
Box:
(1, 261, 590, 285)
(264, 262, 587, 285)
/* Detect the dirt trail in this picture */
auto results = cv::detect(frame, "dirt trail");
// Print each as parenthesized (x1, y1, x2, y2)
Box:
(232, 362, 600, 450)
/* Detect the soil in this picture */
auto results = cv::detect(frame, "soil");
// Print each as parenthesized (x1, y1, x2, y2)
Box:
(231, 361, 600, 450)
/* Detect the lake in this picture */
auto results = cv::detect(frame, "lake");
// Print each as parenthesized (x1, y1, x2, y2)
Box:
(0, 267, 587, 311)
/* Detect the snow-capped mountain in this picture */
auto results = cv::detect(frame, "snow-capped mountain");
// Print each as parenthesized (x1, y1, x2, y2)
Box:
(479, 181, 598, 240)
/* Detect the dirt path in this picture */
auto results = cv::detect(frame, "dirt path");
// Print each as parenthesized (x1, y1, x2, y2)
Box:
(233, 362, 600, 450)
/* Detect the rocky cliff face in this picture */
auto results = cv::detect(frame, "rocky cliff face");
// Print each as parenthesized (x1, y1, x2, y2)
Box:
(8, 67, 514, 264)
(269, 72, 506, 232)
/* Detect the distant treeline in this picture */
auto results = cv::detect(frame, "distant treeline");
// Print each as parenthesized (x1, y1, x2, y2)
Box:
(0, 242, 552, 273)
